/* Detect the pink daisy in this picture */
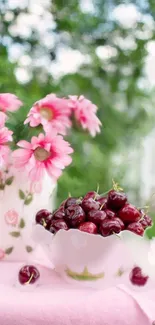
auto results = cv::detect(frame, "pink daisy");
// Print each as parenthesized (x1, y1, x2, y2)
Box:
(0, 127, 13, 168)
(69, 95, 102, 137)
(24, 94, 72, 135)
(12, 132, 73, 182)
(0, 112, 6, 128)
(0, 93, 23, 113)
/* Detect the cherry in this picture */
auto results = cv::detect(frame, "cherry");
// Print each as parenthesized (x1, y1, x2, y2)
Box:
(104, 209, 116, 219)
(65, 197, 81, 209)
(99, 218, 124, 237)
(46, 207, 65, 230)
(52, 206, 65, 220)
(118, 204, 141, 223)
(18, 265, 40, 285)
(130, 266, 148, 286)
(84, 191, 99, 200)
(139, 214, 152, 229)
(78, 222, 97, 234)
(127, 222, 144, 236)
(87, 210, 107, 225)
(49, 219, 68, 233)
(81, 198, 100, 212)
(35, 209, 52, 227)
(97, 196, 107, 209)
(65, 205, 86, 227)
(107, 190, 127, 211)
(60, 200, 66, 207)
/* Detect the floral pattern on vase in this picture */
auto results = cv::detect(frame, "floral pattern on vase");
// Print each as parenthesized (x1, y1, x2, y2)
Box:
(0, 167, 56, 261)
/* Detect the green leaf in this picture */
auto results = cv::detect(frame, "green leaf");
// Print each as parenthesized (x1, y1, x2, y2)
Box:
(5, 247, 14, 254)
(19, 189, 25, 200)
(10, 231, 21, 238)
(26, 246, 33, 253)
(0, 183, 5, 190)
(19, 218, 25, 228)
(24, 194, 33, 205)
(5, 176, 14, 185)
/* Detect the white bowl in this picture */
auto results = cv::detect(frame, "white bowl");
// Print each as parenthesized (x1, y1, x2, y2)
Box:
(33, 225, 153, 290)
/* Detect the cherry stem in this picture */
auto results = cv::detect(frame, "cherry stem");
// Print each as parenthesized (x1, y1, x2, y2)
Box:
(42, 219, 47, 228)
(112, 179, 123, 192)
(100, 203, 105, 210)
(25, 273, 34, 285)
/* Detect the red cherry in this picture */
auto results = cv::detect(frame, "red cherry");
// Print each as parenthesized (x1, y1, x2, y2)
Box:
(65, 197, 81, 209)
(65, 205, 85, 227)
(35, 209, 52, 226)
(49, 219, 68, 233)
(87, 210, 107, 225)
(18, 265, 40, 285)
(104, 209, 116, 219)
(107, 190, 127, 211)
(52, 206, 65, 220)
(81, 198, 100, 212)
(84, 191, 99, 200)
(100, 217, 124, 237)
(118, 204, 141, 223)
(139, 214, 152, 229)
(60, 200, 67, 207)
(127, 222, 144, 236)
(97, 196, 107, 209)
(78, 222, 97, 234)
(130, 267, 148, 286)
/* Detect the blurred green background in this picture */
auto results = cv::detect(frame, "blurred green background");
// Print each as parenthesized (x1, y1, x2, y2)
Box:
(1, 0, 155, 236)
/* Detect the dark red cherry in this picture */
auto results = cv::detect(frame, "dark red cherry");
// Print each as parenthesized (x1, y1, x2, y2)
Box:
(65, 197, 81, 209)
(81, 198, 100, 212)
(97, 196, 107, 209)
(139, 214, 152, 229)
(49, 219, 68, 233)
(52, 206, 65, 220)
(107, 190, 127, 211)
(65, 205, 85, 227)
(84, 191, 100, 200)
(104, 209, 116, 219)
(78, 222, 97, 234)
(100, 218, 124, 237)
(18, 265, 40, 285)
(87, 210, 107, 225)
(127, 222, 144, 236)
(118, 204, 141, 223)
(130, 266, 148, 286)
(35, 209, 52, 227)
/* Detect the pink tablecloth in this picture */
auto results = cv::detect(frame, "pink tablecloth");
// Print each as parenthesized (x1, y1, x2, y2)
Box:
(0, 261, 154, 325)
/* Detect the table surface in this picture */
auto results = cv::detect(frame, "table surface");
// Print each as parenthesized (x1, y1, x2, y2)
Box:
(0, 261, 154, 325)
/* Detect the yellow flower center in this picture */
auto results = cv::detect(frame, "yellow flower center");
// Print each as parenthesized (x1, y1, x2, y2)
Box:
(40, 107, 53, 121)
(34, 147, 50, 162)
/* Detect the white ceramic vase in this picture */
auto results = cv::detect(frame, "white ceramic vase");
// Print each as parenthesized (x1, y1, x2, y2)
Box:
(0, 167, 56, 261)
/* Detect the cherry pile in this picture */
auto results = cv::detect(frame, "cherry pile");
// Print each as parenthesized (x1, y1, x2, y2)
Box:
(35, 188, 152, 237)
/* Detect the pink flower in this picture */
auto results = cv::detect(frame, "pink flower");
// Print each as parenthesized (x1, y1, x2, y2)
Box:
(69, 95, 102, 137)
(25, 94, 72, 135)
(0, 249, 5, 260)
(12, 132, 73, 182)
(0, 127, 13, 168)
(0, 112, 6, 128)
(5, 209, 19, 226)
(0, 93, 23, 113)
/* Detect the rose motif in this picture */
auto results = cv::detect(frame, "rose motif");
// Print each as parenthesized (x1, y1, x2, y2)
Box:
(0, 249, 5, 260)
(30, 182, 42, 194)
(5, 209, 19, 226)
